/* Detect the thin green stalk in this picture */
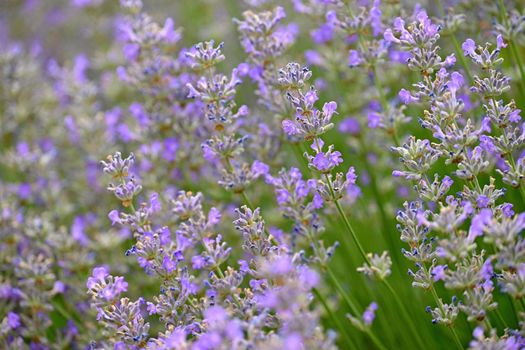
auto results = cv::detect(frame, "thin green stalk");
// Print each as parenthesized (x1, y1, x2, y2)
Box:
(494, 308, 509, 329)
(383, 280, 427, 349)
(507, 155, 525, 203)
(357, 136, 399, 256)
(327, 267, 387, 350)
(363, 328, 388, 350)
(313, 287, 358, 350)
(371, 65, 400, 148)
(508, 43, 525, 95)
(239, 190, 255, 210)
(332, 195, 369, 263)
(327, 264, 391, 350)
(51, 300, 85, 331)
(429, 285, 464, 350)
(327, 266, 361, 315)
(509, 295, 520, 325)
(434, 0, 473, 85)
(503, 145, 525, 203)
(450, 326, 464, 350)
(519, 297, 525, 311)
(451, 35, 475, 84)
(498, 0, 525, 100)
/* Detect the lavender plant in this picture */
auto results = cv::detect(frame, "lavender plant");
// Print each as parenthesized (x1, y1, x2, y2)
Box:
(1, 0, 525, 349)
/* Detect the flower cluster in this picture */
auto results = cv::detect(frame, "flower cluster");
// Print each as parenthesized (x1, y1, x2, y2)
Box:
(2, 0, 525, 349)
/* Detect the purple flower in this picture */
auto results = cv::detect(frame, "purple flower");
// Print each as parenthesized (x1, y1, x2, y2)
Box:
(123, 43, 140, 62)
(108, 210, 121, 226)
(207, 207, 221, 225)
(449, 72, 464, 92)
(204, 305, 228, 324)
(348, 50, 362, 67)
(399, 88, 417, 104)
(462, 39, 476, 56)
(163, 255, 178, 273)
(338, 117, 361, 134)
(468, 208, 492, 242)
(476, 195, 490, 208)
(383, 28, 398, 43)
(497, 34, 507, 50)
(480, 258, 493, 281)
(251, 160, 270, 177)
(191, 255, 207, 269)
(147, 302, 158, 315)
(71, 216, 89, 246)
(323, 101, 337, 118)
(6, 312, 21, 329)
(444, 54, 456, 66)
(53, 281, 66, 294)
(305, 50, 323, 66)
(363, 302, 378, 326)
(161, 18, 181, 44)
(17, 183, 31, 200)
(311, 24, 333, 44)
(312, 150, 343, 172)
(346, 167, 357, 184)
(87, 266, 109, 289)
(282, 119, 299, 135)
(431, 265, 447, 281)
(367, 111, 382, 128)
(102, 276, 128, 301)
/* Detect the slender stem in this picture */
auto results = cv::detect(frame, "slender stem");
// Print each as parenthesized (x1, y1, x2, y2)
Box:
(450, 326, 464, 350)
(507, 155, 525, 203)
(239, 190, 255, 210)
(357, 136, 398, 254)
(508, 295, 520, 325)
(326, 268, 389, 350)
(498, 0, 525, 100)
(494, 308, 509, 329)
(519, 297, 525, 311)
(371, 65, 401, 147)
(450, 34, 475, 85)
(364, 328, 388, 350)
(383, 280, 427, 349)
(332, 197, 369, 263)
(51, 300, 85, 330)
(509, 43, 525, 96)
(326, 266, 361, 315)
(429, 285, 464, 350)
(214, 266, 225, 279)
(435, 0, 474, 85)
(313, 288, 358, 349)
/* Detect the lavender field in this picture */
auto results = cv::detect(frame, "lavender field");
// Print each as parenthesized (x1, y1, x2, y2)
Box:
(1, 0, 525, 349)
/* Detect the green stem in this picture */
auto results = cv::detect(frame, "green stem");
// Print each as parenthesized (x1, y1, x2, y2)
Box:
(332, 196, 369, 264)
(313, 287, 358, 349)
(429, 285, 464, 350)
(371, 65, 401, 147)
(506, 149, 525, 203)
(326, 268, 389, 350)
(239, 190, 255, 210)
(509, 295, 520, 325)
(519, 297, 525, 311)
(51, 300, 85, 330)
(498, 0, 525, 100)
(494, 308, 509, 329)
(357, 136, 398, 255)
(450, 326, 464, 350)
(364, 328, 388, 350)
(508, 43, 525, 97)
(450, 35, 475, 85)
(383, 280, 427, 349)
(326, 266, 361, 315)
